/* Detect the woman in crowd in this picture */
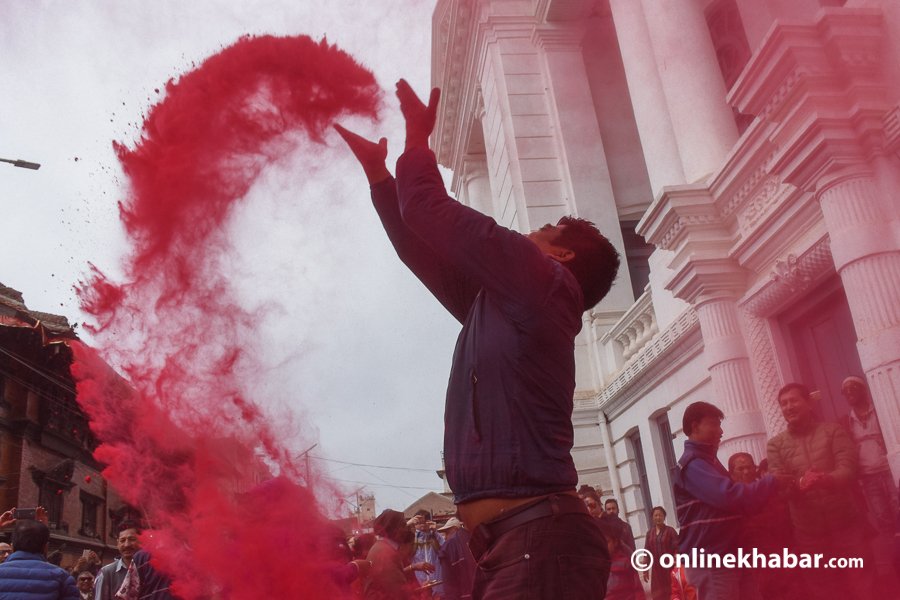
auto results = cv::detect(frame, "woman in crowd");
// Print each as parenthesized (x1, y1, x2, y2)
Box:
(642, 506, 677, 600)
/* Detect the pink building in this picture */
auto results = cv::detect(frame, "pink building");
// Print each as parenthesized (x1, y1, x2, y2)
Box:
(431, 0, 899, 535)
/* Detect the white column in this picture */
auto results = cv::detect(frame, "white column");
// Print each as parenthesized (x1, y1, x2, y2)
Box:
(460, 156, 493, 216)
(694, 298, 768, 461)
(817, 169, 900, 479)
(535, 25, 635, 311)
(639, 0, 740, 183)
(607, 0, 685, 197)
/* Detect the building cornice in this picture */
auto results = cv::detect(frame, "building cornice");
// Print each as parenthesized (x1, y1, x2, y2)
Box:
(728, 8, 890, 191)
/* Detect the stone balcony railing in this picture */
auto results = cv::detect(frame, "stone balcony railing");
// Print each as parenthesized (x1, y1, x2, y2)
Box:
(600, 286, 658, 369)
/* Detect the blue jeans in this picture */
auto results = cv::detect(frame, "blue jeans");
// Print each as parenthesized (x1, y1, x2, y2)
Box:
(468, 496, 610, 599)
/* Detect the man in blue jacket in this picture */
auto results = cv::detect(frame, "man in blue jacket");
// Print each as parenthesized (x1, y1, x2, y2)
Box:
(0, 519, 78, 600)
(673, 401, 783, 600)
(336, 78, 620, 599)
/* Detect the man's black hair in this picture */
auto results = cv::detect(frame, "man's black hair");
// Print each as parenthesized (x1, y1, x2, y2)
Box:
(373, 509, 408, 544)
(577, 485, 600, 504)
(604, 498, 619, 508)
(651, 506, 667, 518)
(682, 401, 725, 436)
(11, 519, 49, 554)
(554, 216, 620, 311)
(117, 521, 142, 537)
(777, 382, 810, 401)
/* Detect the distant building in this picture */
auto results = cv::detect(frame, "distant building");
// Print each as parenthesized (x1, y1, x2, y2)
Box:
(431, 0, 900, 539)
(404, 491, 456, 521)
(0, 283, 130, 566)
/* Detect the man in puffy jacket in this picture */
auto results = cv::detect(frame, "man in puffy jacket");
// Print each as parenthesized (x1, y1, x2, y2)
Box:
(0, 519, 78, 600)
(673, 401, 782, 600)
(767, 382, 876, 600)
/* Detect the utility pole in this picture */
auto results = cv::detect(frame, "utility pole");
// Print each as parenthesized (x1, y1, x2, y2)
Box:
(297, 443, 317, 485)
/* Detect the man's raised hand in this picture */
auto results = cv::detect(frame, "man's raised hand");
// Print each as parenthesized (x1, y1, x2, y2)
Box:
(333, 123, 391, 185)
(395, 79, 440, 151)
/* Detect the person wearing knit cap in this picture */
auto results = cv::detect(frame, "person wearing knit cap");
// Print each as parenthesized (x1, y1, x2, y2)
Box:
(839, 375, 899, 594)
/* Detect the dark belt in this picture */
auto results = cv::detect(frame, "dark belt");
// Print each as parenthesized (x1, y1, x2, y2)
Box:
(469, 493, 589, 559)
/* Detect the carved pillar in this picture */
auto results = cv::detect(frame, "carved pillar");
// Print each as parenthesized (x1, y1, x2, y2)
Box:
(740, 310, 787, 437)
(460, 156, 493, 216)
(677, 269, 768, 460)
(816, 169, 900, 476)
(639, 186, 768, 459)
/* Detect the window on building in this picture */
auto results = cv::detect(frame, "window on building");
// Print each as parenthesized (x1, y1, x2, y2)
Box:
(80, 490, 101, 538)
(37, 482, 64, 529)
(656, 412, 678, 490)
(626, 429, 654, 525)
(620, 221, 653, 301)
(31, 459, 74, 531)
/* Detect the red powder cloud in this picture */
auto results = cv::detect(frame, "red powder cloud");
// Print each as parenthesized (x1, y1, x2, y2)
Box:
(71, 34, 380, 599)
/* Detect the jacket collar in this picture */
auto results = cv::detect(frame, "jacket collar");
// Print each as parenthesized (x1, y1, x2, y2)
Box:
(4, 550, 46, 563)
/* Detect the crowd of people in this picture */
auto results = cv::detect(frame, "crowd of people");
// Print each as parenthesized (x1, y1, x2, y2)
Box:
(0, 510, 173, 600)
(342, 508, 477, 600)
(568, 374, 898, 600)
(651, 376, 896, 600)
(0, 380, 896, 600)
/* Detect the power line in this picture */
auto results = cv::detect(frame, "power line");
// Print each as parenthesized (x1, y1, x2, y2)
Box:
(311, 455, 438, 473)
(324, 476, 440, 492)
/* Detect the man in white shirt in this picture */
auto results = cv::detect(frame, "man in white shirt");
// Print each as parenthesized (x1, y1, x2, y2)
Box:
(840, 375, 899, 592)
(94, 525, 141, 600)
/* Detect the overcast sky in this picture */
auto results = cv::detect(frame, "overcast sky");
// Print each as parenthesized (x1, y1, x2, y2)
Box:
(1, 0, 460, 515)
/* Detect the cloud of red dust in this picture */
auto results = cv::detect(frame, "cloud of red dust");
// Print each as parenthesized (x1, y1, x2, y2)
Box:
(70, 34, 380, 599)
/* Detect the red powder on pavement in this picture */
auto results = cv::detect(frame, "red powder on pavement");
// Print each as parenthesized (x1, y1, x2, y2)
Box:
(71, 34, 380, 599)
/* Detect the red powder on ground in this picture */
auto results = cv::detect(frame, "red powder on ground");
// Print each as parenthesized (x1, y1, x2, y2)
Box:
(71, 34, 380, 599)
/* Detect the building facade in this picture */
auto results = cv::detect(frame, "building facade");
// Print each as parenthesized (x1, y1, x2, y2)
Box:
(431, 0, 900, 537)
(0, 283, 130, 565)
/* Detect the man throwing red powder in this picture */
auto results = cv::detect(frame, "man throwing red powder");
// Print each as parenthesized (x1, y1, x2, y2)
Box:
(336, 79, 618, 599)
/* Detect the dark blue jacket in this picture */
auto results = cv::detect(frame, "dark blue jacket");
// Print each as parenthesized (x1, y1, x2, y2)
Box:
(372, 148, 582, 502)
(673, 441, 776, 554)
(0, 551, 79, 600)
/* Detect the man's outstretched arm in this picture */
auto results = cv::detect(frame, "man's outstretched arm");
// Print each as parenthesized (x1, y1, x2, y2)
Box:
(334, 124, 479, 322)
(393, 80, 561, 308)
